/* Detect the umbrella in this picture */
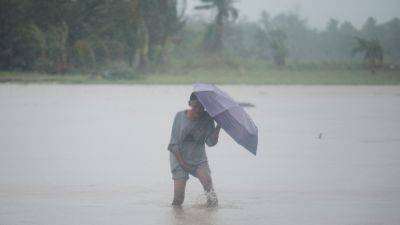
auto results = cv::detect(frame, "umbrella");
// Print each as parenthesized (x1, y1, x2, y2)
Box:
(193, 83, 258, 155)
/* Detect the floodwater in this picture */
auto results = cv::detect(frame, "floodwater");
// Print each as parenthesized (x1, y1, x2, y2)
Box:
(1, 84, 400, 225)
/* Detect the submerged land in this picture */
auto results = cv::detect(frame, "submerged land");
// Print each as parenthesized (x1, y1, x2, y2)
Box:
(1, 84, 399, 225)
(1, 68, 400, 85)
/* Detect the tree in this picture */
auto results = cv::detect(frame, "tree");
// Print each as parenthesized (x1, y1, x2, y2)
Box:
(28, 0, 105, 72)
(223, 19, 259, 59)
(361, 17, 379, 39)
(338, 21, 358, 57)
(255, 28, 287, 66)
(353, 37, 383, 73)
(195, 0, 239, 53)
(143, 0, 186, 67)
(339, 21, 357, 35)
(269, 29, 287, 66)
(326, 19, 339, 33)
(381, 18, 400, 61)
(255, 11, 288, 66)
(269, 11, 314, 61)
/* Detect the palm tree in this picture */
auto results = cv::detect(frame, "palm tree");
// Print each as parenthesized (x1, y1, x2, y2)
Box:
(269, 29, 288, 66)
(353, 37, 383, 73)
(195, 0, 239, 53)
(134, 0, 186, 71)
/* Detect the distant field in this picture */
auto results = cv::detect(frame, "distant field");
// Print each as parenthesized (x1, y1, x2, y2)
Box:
(1, 69, 400, 85)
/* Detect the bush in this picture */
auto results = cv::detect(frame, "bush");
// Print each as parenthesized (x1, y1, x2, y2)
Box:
(43, 22, 69, 74)
(93, 66, 138, 80)
(5, 23, 45, 70)
(91, 39, 111, 65)
(71, 40, 95, 69)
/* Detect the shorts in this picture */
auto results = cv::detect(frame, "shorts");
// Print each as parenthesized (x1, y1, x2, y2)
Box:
(171, 161, 211, 180)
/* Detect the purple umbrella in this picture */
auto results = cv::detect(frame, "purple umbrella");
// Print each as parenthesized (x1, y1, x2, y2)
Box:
(193, 83, 258, 155)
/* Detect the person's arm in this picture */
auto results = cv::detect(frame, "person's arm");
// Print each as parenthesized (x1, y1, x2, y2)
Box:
(206, 124, 221, 147)
(167, 112, 195, 173)
(172, 150, 195, 173)
(167, 113, 180, 152)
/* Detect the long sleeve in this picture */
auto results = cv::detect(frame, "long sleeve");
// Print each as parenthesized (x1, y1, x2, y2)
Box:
(167, 112, 181, 153)
(205, 120, 218, 147)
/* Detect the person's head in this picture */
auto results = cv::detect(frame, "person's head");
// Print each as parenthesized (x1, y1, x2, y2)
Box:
(188, 93, 205, 118)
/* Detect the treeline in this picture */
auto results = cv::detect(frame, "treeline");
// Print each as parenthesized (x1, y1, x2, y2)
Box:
(0, 0, 184, 74)
(220, 12, 400, 69)
(1, 0, 399, 75)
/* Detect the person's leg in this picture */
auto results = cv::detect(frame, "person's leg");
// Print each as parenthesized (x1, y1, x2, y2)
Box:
(195, 165, 213, 192)
(195, 163, 218, 207)
(172, 179, 187, 206)
(171, 166, 189, 206)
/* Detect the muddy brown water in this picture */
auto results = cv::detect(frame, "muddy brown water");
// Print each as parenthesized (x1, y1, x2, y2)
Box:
(1, 84, 400, 225)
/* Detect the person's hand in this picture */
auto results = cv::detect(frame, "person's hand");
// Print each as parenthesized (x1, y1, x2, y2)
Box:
(211, 124, 221, 140)
(180, 161, 196, 174)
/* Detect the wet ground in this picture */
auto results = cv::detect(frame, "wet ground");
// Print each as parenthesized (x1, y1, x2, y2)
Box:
(1, 84, 400, 225)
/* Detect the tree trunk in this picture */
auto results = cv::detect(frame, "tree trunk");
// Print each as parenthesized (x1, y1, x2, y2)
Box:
(215, 13, 224, 53)
(128, 49, 134, 67)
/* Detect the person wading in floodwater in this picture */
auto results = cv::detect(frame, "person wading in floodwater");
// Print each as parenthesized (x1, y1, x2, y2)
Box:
(167, 93, 221, 207)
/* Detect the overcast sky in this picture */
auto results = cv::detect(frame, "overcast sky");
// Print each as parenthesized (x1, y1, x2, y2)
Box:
(186, 0, 400, 29)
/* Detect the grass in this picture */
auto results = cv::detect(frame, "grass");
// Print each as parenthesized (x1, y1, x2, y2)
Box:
(1, 68, 400, 85)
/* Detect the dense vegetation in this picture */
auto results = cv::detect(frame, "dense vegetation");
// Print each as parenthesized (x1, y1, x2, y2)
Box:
(1, 0, 399, 78)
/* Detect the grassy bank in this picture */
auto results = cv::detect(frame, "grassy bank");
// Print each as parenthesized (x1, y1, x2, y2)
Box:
(1, 68, 400, 85)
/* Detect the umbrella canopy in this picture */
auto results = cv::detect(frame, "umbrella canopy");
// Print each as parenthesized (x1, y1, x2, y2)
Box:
(193, 83, 258, 155)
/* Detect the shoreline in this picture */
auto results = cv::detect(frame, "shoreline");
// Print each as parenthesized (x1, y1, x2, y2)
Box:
(1, 69, 400, 85)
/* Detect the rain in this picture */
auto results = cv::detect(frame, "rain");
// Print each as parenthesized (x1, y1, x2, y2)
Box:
(1, 1, 400, 225)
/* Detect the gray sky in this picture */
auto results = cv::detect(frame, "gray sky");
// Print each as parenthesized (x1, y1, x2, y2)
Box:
(186, 0, 400, 29)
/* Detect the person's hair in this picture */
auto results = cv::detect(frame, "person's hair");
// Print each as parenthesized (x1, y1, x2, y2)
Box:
(189, 92, 198, 101)
(188, 93, 202, 107)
